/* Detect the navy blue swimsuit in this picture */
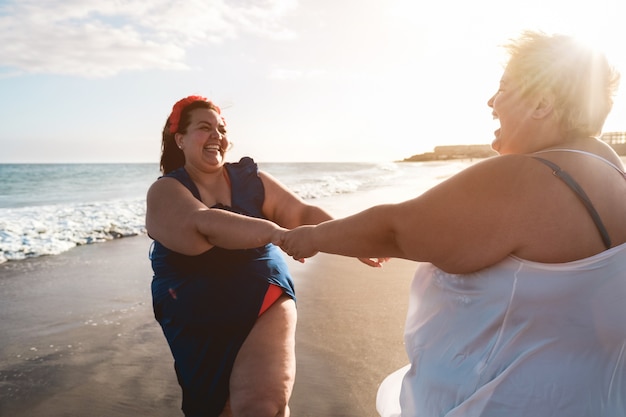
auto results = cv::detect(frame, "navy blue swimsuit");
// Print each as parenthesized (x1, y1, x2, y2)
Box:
(150, 157, 295, 417)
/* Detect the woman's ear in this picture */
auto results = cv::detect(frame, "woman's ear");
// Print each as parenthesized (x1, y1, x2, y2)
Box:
(175, 133, 183, 149)
(532, 92, 555, 119)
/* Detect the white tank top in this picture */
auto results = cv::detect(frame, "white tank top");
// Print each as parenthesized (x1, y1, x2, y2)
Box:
(391, 246, 626, 416)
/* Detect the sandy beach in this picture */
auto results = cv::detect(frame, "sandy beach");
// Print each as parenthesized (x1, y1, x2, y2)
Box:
(0, 233, 416, 417)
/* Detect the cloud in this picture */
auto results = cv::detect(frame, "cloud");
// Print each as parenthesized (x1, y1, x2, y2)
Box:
(268, 67, 327, 80)
(0, 0, 297, 78)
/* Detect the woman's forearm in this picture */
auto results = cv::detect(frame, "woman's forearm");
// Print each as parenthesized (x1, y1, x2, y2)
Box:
(281, 204, 403, 260)
(194, 208, 283, 250)
(314, 205, 400, 257)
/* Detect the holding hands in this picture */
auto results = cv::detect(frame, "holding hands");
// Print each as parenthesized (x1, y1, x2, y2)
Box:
(275, 225, 319, 261)
(275, 225, 388, 268)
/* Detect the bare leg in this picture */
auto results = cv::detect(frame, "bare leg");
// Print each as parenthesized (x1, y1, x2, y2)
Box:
(229, 295, 297, 417)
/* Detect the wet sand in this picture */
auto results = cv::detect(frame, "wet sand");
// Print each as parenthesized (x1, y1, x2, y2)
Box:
(0, 234, 415, 416)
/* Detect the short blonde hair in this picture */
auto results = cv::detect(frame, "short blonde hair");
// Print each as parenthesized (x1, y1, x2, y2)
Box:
(504, 31, 620, 136)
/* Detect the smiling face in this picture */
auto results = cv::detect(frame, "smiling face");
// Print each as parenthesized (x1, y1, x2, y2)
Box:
(176, 108, 230, 172)
(487, 70, 545, 155)
(488, 31, 621, 155)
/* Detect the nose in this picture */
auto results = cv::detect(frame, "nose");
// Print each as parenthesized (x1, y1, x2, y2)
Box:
(487, 93, 496, 108)
(209, 127, 223, 139)
(216, 129, 230, 148)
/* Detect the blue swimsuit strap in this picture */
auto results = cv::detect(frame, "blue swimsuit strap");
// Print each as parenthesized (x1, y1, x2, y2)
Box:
(532, 156, 612, 249)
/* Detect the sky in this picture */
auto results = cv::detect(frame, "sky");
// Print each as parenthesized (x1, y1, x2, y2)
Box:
(0, 0, 625, 163)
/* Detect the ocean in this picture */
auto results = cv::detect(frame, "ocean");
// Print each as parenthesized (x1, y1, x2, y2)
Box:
(0, 160, 474, 263)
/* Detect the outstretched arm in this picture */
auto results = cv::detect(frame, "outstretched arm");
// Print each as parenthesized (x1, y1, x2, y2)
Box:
(279, 156, 535, 274)
(279, 204, 403, 261)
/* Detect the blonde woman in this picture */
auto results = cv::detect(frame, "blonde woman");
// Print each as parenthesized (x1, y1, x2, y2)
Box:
(280, 31, 625, 416)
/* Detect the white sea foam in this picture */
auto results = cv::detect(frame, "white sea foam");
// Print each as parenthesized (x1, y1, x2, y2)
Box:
(0, 199, 146, 263)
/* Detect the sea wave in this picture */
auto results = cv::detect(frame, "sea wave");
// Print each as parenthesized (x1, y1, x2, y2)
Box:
(263, 161, 404, 200)
(0, 199, 146, 263)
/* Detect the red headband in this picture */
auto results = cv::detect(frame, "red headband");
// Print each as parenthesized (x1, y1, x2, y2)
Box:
(168, 95, 222, 134)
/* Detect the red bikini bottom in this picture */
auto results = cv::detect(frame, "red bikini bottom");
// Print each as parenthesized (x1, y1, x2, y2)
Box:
(258, 284, 284, 316)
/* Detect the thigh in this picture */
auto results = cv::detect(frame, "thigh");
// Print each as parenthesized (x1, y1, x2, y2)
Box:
(229, 295, 297, 411)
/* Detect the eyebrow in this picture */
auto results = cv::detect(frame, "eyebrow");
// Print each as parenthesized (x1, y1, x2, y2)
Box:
(196, 120, 225, 129)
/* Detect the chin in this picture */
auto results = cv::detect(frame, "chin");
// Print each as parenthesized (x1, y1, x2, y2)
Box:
(491, 139, 502, 155)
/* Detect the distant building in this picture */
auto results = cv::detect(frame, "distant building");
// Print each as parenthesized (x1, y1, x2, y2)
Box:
(601, 131, 626, 155)
(601, 131, 626, 144)
(401, 133, 626, 162)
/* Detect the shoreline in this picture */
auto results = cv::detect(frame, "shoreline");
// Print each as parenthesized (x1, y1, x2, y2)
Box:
(0, 234, 416, 417)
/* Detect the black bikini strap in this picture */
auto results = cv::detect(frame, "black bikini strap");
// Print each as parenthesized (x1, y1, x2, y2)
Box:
(532, 157, 612, 249)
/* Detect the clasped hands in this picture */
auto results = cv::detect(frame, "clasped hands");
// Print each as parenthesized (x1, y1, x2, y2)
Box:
(272, 225, 388, 268)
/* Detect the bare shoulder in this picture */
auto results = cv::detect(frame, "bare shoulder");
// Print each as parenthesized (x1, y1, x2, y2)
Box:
(593, 138, 624, 168)
(146, 177, 202, 222)
(147, 176, 187, 201)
